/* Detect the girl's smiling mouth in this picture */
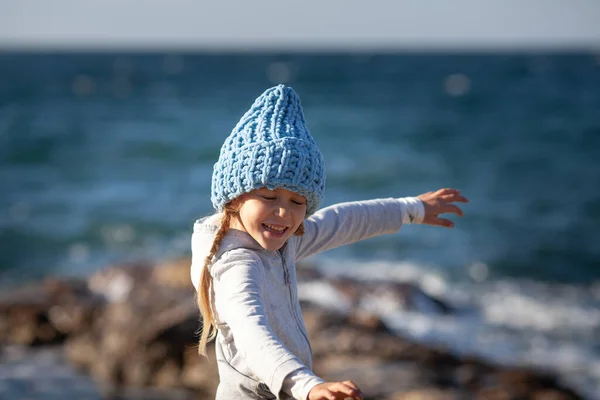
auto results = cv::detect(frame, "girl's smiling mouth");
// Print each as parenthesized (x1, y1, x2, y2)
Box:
(262, 223, 288, 234)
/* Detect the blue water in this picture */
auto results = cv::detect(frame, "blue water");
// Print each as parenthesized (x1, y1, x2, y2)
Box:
(1, 53, 598, 283)
(1, 52, 600, 397)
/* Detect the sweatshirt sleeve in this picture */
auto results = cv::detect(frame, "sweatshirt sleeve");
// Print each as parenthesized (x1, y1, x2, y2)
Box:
(211, 250, 323, 398)
(283, 367, 325, 400)
(295, 197, 424, 261)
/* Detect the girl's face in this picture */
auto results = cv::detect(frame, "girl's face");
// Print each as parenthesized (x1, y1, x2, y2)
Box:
(230, 187, 307, 251)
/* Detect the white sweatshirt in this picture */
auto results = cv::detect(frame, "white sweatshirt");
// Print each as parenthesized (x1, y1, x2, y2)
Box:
(190, 197, 424, 400)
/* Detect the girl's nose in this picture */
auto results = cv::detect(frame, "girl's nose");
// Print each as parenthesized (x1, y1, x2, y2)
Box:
(273, 204, 289, 217)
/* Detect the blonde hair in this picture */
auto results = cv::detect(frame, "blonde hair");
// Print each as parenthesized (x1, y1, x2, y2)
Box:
(196, 204, 305, 356)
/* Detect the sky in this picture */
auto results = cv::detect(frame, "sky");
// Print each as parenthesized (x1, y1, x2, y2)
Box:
(0, 0, 599, 51)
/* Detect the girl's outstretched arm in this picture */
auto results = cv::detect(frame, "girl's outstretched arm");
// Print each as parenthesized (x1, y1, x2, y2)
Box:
(295, 189, 467, 260)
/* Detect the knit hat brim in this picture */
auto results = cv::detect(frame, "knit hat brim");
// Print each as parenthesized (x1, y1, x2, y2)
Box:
(211, 137, 325, 216)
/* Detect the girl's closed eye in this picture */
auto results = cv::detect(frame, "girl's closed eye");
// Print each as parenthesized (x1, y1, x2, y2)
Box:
(255, 189, 276, 200)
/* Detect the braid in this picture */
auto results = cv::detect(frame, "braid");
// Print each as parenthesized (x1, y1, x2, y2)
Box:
(197, 206, 234, 356)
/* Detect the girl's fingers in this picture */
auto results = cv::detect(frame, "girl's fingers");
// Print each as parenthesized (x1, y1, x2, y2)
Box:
(342, 381, 363, 399)
(445, 219, 455, 228)
(435, 188, 468, 202)
(434, 218, 454, 228)
(335, 382, 363, 399)
(308, 382, 363, 400)
(441, 194, 469, 203)
(342, 380, 361, 391)
(438, 188, 459, 194)
(442, 204, 464, 216)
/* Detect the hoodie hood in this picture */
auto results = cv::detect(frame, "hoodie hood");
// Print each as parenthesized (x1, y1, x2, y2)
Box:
(190, 214, 266, 291)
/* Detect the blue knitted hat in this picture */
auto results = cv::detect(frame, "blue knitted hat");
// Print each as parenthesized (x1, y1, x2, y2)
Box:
(211, 85, 325, 217)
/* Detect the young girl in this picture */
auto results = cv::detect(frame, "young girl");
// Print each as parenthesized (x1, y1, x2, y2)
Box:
(190, 85, 468, 400)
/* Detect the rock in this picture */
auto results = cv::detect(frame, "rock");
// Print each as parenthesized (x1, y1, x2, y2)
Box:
(87, 260, 155, 302)
(151, 258, 195, 290)
(533, 390, 580, 400)
(64, 297, 201, 388)
(64, 332, 96, 369)
(296, 262, 325, 281)
(386, 388, 467, 400)
(476, 368, 582, 400)
(63, 260, 211, 392)
(0, 259, 586, 400)
(303, 304, 457, 366)
(180, 344, 219, 395)
(314, 355, 441, 398)
(0, 278, 102, 346)
(348, 309, 391, 333)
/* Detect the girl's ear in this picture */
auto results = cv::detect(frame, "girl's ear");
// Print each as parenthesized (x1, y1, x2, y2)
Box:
(294, 221, 305, 236)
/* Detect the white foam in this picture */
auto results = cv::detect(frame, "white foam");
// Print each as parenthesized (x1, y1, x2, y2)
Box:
(479, 282, 600, 332)
(317, 258, 451, 298)
(298, 281, 352, 313)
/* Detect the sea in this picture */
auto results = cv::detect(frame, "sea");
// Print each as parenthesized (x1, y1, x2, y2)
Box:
(1, 52, 599, 398)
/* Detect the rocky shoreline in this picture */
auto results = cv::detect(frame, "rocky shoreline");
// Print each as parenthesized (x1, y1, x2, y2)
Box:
(0, 259, 586, 400)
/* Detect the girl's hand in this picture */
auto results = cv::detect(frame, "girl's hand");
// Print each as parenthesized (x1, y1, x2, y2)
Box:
(417, 188, 468, 228)
(307, 381, 363, 400)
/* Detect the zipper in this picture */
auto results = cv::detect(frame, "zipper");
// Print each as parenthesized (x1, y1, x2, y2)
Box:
(281, 250, 290, 285)
(279, 249, 313, 356)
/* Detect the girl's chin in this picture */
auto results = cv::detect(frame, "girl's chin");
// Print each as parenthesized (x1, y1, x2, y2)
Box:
(257, 235, 288, 251)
